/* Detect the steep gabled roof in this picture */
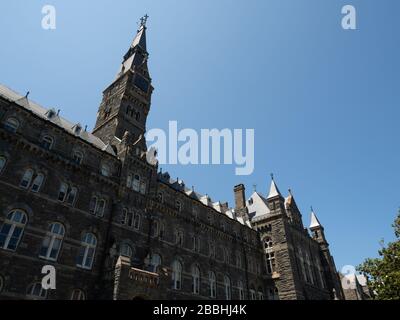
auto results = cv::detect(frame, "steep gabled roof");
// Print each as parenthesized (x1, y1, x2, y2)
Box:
(0, 84, 115, 156)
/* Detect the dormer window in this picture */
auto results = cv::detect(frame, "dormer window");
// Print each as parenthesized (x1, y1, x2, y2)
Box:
(4, 117, 19, 133)
(46, 109, 56, 119)
(73, 125, 82, 135)
(40, 135, 54, 150)
(176, 200, 182, 212)
(73, 151, 83, 165)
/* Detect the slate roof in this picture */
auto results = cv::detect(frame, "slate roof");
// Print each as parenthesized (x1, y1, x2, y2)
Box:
(0, 84, 115, 156)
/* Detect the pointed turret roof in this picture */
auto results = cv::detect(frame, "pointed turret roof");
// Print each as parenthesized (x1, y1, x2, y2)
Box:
(267, 175, 282, 199)
(309, 207, 322, 229)
(131, 24, 147, 52)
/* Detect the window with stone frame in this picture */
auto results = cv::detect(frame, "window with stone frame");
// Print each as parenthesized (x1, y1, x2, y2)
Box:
(208, 241, 216, 258)
(191, 265, 200, 295)
(31, 173, 44, 193)
(39, 222, 65, 261)
(27, 282, 47, 299)
(20, 169, 34, 189)
(238, 280, 245, 300)
(4, 117, 19, 133)
(0, 209, 28, 251)
(70, 289, 86, 300)
(59, 183, 78, 205)
(264, 237, 276, 274)
(175, 229, 184, 247)
(76, 233, 97, 270)
(133, 212, 141, 230)
(120, 208, 128, 225)
(209, 271, 216, 298)
(172, 260, 182, 290)
(224, 275, 231, 300)
(40, 135, 54, 150)
(72, 151, 84, 165)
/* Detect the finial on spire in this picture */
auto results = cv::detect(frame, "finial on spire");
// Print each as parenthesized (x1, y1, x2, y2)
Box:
(253, 184, 257, 192)
(288, 188, 292, 195)
(25, 91, 30, 98)
(311, 206, 314, 212)
(139, 14, 149, 28)
(270, 173, 274, 180)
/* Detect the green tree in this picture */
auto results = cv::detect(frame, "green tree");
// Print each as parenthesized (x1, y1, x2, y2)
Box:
(357, 211, 400, 300)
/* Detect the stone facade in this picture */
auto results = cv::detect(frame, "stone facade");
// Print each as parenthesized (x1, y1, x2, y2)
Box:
(0, 21, 344, 300)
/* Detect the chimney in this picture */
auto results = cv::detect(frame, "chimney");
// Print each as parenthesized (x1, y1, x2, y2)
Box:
(234, 184, 246, 210)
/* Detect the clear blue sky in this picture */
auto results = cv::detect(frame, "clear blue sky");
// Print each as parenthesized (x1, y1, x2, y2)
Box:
(1, 0, 399, 271)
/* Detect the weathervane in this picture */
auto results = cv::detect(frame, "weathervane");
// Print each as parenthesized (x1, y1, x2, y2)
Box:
(139, 14, 149, 27)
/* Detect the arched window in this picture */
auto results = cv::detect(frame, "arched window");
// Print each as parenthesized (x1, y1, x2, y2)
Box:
(121, 208, 128, 225)
(27, 282, 47, 299)
(89, 196, 97, 214)
(41, 135, 54, 150)
(257, 288, 264, 300)
(95, 199, 106, 217)
(250, 287, 257, 300)
(31, 173, 44, 193)
(151, 220, 159, 238)
(4, 117, 19, 133)
(39, 222, 65, 261)
(0, 209, 27, 251)
(209, 241, 216, 258)
(147, 253, 161, 273)
(58, 183, 69, 202)
(76, 233, 97, 270)
(101, 164, 110, 177)
(238, 280, 244, 300)
(73, 151, 83, 165)
(191, 265, 200, 294)
(132, 174, 140, 191)
(120, 243, 133, 260)
(172, 260, 182, 290)
(224, 275, 231, 300)
(66, 187, 77, 205)
(264, 237, 275, 274)
(0, 156, 6, 173)
(223, 248, 230, 264)
(175, 229, 184, 246)
(133, 213, 141, 230)
(20, 169, 34, 189)
(175, 200, 182, 212)
(209, 271, 216, 298)
(71, 289, 86, 300)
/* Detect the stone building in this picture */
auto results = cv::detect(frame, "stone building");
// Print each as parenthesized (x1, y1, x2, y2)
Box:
(0, 19, 344, 300)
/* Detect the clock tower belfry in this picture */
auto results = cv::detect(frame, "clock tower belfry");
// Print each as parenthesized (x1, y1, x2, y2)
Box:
(93, 15, 153, 147)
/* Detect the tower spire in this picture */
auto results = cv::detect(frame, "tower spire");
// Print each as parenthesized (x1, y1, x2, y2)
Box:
(267, 173, 282, 199)
(309, 207, 322, 229)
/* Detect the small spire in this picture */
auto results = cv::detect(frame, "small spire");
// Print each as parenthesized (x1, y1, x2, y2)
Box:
(84, 125, 88, 132)
(57, 109, 60, 116)
(267, 174, 282, 199)
(309, 207, 322, 229)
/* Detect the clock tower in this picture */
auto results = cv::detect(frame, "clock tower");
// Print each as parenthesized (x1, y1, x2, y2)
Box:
(93, 15, 153, 148)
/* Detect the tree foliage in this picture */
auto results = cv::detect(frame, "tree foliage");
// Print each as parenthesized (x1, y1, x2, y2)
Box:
(357, 211, 400, 300)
